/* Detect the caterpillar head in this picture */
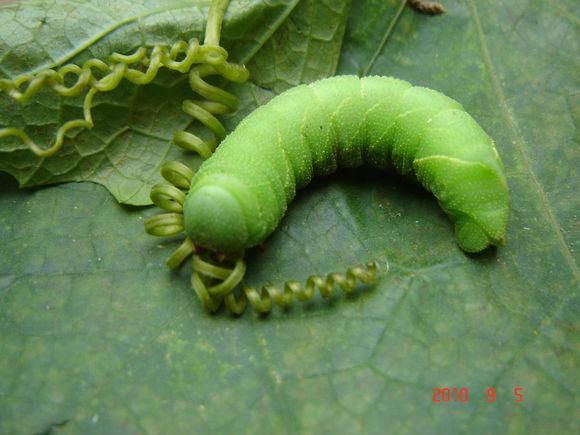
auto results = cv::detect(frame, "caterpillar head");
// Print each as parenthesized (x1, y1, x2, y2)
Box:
(183, 182, 249, 254)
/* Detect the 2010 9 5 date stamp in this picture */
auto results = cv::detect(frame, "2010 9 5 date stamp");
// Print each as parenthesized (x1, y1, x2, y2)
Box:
(432, 387, 524, 403)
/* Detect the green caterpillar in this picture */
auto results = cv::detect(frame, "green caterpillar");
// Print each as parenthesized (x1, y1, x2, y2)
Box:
(186, 75, 509, 253)
(146, 75, 509, 314)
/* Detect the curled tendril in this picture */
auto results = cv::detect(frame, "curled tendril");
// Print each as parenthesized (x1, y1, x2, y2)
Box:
(167, 238, 197, 270)
(192, 258, 380, 315)
(0, 0, 248, 158)
(144, 213, 184, 237)
(191, 255, 247, 310)
(408, 0, 446, 15)
(160, 160, 194, 189)
(144, 160, 197, 269)
(173, 62, 249, 158)
(240, 261, 380, 314)
(150, 184, 186, 213)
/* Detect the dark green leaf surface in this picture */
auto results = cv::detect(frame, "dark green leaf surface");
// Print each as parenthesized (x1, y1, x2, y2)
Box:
(0, 0, 578, 434)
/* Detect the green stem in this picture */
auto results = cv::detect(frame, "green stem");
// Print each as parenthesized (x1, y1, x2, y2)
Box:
(204, 0, 229, 46)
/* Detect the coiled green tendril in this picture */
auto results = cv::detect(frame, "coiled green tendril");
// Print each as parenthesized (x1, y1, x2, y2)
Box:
(194, 257, 379, 315)
(144, 160, 381, 315)
(174, 61, 249, 158)
(0, 0, 248, 158)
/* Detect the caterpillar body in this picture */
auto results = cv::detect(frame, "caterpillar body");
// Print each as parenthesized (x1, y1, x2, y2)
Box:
(184, 75, 509, 255)
(146, 75, 509, 314)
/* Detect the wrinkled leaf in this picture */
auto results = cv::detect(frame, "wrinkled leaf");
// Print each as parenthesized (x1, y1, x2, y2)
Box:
(0, 0, 346, 204)
(0, 0, 579, 434)
(248, 0, 350, 93)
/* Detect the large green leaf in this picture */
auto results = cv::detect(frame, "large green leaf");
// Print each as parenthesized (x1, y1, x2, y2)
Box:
(0, 0, 350, 205)
(0, 0, 578, 433)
